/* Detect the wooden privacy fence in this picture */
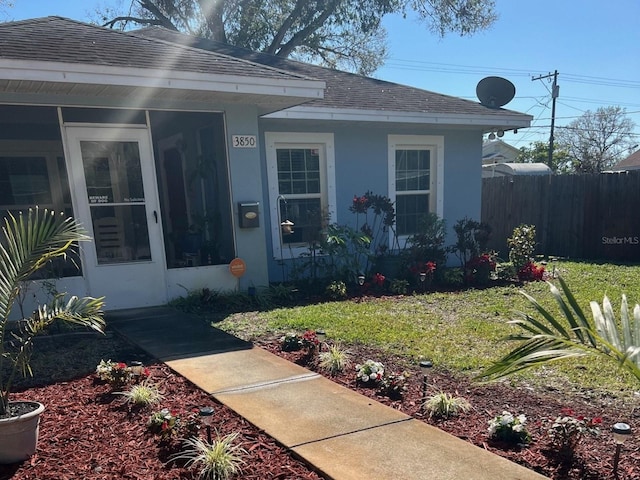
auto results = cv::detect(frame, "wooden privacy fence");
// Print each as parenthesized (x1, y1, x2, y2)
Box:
(482, 171, 640, 262)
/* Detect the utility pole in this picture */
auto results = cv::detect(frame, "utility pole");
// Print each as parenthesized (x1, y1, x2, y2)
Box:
(532, 70, 559, 169)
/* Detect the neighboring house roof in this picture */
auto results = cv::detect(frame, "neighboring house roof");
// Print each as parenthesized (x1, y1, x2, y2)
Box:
(611, 149, 640, 171)
(134, 27, 532, 129)
(482, 162, 552, 178)
(0, 17, 325, 111)
(482, 139, 520, 164)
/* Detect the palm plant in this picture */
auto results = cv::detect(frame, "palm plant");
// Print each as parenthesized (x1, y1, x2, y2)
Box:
(480, 277, 640, 383)
(0, 208, 105, 416)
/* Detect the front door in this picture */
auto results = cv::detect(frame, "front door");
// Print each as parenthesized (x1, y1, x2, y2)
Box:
(65, 126, 166, 310)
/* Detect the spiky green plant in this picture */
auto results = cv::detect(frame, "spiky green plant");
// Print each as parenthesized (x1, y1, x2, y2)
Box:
(116, 380, 164, 407)
(423, 392, 471, 419)
(318, 344, 351, 375)
(169, 432, 246, 480)
(480, 277, 640, 383)
(0, 208, 105, 416)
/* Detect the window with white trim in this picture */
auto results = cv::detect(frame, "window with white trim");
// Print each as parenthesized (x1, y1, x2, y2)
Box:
(266, 132, 336, 259)
(388, 135, 444, 238)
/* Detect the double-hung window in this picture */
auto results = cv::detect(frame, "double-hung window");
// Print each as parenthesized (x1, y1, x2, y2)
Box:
(388, 135, 443, 238)
(266, 132, 336, 259)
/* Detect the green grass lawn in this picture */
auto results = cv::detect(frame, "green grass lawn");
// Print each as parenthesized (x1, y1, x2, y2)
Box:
(214, 260, 640, 398)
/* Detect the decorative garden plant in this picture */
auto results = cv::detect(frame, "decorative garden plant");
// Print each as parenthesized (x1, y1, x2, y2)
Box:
(0, 208, 105, 418)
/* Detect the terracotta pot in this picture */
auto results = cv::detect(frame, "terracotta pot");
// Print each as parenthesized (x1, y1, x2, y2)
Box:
(0, 401, 45, 464)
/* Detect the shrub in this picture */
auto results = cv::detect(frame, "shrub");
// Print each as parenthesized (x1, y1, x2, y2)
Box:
(325, 280, 347, 300)
(405, 213, 448, 273)
(147, 408, 179, 437)
(517, 260, 545, 281)
(318, 345, 351, 375)
(389, 279, 409, 295)
(487, 411, 531, 445)
(507, 224, 537, 269)
(96, 360, 133, 388)
(423, 392, 471, 419)
(548, 408, 601, 452)
(449, 217, 491, 268)
(465, 253, 497, 285)
(355, 360, 384, 386)
(300, 330, 319, 352)
(280, 332, 302, 352)
(440, 267, 464, 288)
(379, 371, 411, 399)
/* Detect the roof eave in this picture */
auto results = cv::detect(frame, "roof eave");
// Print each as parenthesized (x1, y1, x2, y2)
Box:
(0, 59, 325, 100)
(263, 105, 532, 129)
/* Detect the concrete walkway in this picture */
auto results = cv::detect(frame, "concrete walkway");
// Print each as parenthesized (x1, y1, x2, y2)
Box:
(107, 306, 547, 480)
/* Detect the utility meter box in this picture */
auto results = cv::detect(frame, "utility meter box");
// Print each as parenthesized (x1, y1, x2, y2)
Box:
(238, 202, 260, 228)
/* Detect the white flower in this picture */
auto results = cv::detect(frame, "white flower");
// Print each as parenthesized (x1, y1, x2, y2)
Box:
(517, 414, 527, 425)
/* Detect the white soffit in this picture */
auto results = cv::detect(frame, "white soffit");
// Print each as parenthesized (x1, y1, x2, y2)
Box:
(263, 105, 532, 128)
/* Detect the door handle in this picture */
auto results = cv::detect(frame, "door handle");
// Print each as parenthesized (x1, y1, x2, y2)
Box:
(153, 211, 158, 223)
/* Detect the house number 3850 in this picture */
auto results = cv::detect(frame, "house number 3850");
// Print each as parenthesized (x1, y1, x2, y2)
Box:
(232, 135, 257, 148)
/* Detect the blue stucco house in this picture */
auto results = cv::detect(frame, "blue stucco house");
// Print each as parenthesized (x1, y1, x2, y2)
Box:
(0, 17, 531, 310)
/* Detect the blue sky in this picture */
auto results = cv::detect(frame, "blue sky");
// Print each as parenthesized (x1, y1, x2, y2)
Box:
(4, 0, 640, 151)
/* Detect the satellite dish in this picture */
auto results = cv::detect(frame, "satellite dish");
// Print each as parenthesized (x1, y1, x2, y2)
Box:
(476, 76, 516, 108)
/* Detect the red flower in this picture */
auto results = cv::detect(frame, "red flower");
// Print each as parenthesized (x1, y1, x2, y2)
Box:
(142, 368, 151, 377)
(373, 273, 385, 286)
(116, 362, 127, 370)
(591, 417, 603, 425)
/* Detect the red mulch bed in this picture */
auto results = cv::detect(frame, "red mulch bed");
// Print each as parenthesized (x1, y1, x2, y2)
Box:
(258, 336, 640, 480)
(0, 334, 323, 480)
(1, 330, 639, 479)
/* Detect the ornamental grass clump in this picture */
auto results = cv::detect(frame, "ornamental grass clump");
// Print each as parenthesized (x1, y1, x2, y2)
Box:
(116, 380, 164, 407)
(170, 432, 246, 480)
(318, 344, 350, 375)
(488, 411, 531, 445)
(424, 392, 471, 419)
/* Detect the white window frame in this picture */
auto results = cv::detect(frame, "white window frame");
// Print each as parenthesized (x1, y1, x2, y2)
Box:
(388, 135, 444, 245)
(266, 132, 336, 259)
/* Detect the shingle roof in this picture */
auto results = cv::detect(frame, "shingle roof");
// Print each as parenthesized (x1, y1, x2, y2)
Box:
(612, 149, 640, 170)
(134, 27, 527, 118)
(0, 17, 310, 82)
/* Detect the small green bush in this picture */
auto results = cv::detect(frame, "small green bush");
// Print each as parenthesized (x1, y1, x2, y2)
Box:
(325, 280, 347, 300)
(507, 224, 537, 269)
(389, 279, 409, 295)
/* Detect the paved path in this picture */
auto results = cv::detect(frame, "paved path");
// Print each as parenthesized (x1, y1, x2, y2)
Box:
(108, 306, 547, 480)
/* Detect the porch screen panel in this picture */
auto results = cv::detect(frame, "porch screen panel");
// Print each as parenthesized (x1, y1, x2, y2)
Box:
(0, 104, 80, 278)
(80, 141, 151, 264)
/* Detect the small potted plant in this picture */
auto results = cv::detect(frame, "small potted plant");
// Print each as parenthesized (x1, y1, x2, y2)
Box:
(0, 208, 105, 464)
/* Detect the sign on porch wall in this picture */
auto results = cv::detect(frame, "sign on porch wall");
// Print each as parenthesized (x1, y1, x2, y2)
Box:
(231, 135, 257, 148)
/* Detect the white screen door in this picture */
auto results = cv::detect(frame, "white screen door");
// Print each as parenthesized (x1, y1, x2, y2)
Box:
(65, 126, 166, 309)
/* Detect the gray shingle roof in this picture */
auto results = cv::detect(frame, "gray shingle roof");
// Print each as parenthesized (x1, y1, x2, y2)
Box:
(0, 17, 310, 82)
(133, 27, 527, 118)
